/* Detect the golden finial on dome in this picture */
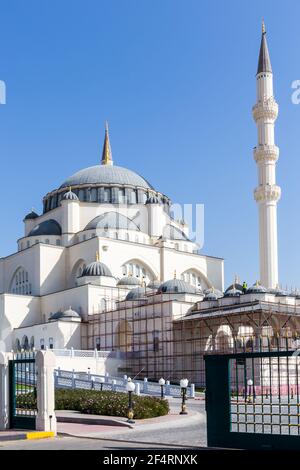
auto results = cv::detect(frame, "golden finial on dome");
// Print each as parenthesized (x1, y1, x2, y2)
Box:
(96, 251, 100, 262)
(101, 121, 113, 166)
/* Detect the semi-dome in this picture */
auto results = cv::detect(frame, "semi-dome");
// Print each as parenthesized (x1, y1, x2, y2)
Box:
(60, 165, 153, 190)
(157, 279, 197, 295)
(24, 210, 39, 221)
(126, 287, 147, 301)
(81, 261, 112, 277)
(62, 189, 79, 201)
(246, 282, 267, 294)
(117, 276, 141, 287)
(84, 212, 140, 232)
(28, 219, 62, 237)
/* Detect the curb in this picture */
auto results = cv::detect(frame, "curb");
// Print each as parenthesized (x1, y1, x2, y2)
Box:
(57, 415, 133, 429)
(0, 431, 55, 442)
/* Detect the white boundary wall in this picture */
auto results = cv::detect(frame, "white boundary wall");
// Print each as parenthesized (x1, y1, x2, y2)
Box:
(52, 348, 125, 376)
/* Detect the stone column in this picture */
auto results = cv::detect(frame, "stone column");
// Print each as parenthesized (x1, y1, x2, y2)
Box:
(36, 350, 57, 434)
(0, 352, 12, 430)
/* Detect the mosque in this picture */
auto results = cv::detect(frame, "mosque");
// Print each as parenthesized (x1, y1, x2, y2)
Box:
(1, 23, 299, 385)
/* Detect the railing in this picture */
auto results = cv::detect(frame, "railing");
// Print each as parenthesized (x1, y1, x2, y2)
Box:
(54, 368, 195, 398)
(52, 348, 111, 359)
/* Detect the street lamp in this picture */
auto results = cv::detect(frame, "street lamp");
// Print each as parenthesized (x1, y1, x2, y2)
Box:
(158, 378, 165, 399)
(180, 378, 189, 415)
(247, 379, 253, 403)
(99, 376, 105, 392)
(126, 378, 136, 424)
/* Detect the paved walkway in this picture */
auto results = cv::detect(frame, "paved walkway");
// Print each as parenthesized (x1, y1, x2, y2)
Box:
(0, 398, 206, 448)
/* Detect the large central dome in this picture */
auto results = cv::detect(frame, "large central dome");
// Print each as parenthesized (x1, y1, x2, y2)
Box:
(43, 123, 171, 214)
(60, 165, 153, 190)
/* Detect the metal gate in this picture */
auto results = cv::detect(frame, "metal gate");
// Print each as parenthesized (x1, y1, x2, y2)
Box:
(204, 350, 300, 450)
(9, 352, 37, 430)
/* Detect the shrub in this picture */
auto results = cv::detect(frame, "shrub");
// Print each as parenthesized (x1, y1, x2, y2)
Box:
(16, 389, 169, 420)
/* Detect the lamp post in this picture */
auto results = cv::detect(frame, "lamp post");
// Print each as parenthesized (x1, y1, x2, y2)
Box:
(99, 376, 105, 392)
(158, 378, 165, 399)
(126, 378, 136, 424)
(247, 379, 253, 403)
(180, 378, 189, 415)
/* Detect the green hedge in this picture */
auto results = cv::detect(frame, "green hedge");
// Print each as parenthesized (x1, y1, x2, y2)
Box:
(17, 389, 169, 420)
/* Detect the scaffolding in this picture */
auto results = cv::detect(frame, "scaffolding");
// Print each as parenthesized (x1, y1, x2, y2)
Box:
(81, 287, 300, 387)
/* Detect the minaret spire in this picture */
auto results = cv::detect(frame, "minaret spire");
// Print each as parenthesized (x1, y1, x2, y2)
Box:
(252, 21, 281, 288)
(101, 121, 113, 166)
(257, 19, 272, 74)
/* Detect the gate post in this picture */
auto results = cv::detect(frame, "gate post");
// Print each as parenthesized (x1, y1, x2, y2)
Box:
(36, 350, 57, 434)
(0, 352, 12, 430)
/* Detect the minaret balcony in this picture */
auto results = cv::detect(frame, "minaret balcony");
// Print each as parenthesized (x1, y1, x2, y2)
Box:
(253, 144, 279, 163)
(252, 97, 278, 121)
(254, 184, 281, 203)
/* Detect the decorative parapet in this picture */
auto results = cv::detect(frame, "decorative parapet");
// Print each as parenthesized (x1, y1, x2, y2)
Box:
(253, 144, 279, 163)
(254, 184, 281, 203)
(252, 97, 278, 121)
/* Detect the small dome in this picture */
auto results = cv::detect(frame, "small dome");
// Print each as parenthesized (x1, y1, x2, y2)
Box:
(117, 276, 141, 287)
(157, 279, 197, 295)
(246, 282, 267, 294)
(275, 289, 289, 297)
(204, 287, 223, 298)
(126, 287, 147, 300)
(24, 210, 39, 221)
(81, 261, 112, 277)
(225, 283, 244, 294)
(28, 219, 62, 237)
(62, 189, 79, 201)
(49, 308, 81, 321)
(61, 307, 81, 320)
(145, 195, 160, 204)
(203, 291, 220, 301)
(224, 287, 242, 298)
(49, 311, 63, 321)
(147, 279, 161, 290)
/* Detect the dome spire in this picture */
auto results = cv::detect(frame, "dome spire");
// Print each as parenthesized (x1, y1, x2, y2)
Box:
(101, 121, 113, 166)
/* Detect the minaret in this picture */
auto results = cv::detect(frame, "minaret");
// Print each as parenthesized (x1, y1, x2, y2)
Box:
(252, 21, 281, 288)
(101, 121, 113, 165)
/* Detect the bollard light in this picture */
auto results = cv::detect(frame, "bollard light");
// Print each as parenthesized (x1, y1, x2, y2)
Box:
(158, 378, 165, 399)
(126, 378, 136, 424)
(247, 379, 253, 403)
(180, 378, 189, 415)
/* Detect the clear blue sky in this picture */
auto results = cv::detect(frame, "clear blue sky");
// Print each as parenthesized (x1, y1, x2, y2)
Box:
(0, 0, 299, 289)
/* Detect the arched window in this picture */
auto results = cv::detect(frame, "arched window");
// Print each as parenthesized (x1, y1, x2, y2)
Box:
(99, 298, 106, 312)
(180, 269, 209, 290)
(40, 338, 45, 350)
(121, 260, 154, 285)
(30, 336, 34, 350)
(15, 338, 21, 352)
(10, 268, 32, 295)
(45, 239, 50, 244)
(22, 335, 29, 351)
(49, 337, 54, 349)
